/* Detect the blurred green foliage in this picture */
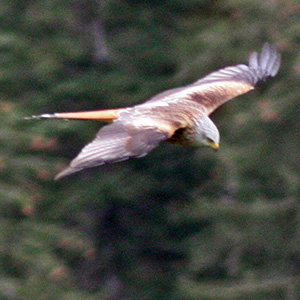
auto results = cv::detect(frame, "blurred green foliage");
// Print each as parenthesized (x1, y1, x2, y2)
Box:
(1, 0, 300, 299)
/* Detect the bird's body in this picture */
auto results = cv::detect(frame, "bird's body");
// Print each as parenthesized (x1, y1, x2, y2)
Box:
(31, 44, 281, 180)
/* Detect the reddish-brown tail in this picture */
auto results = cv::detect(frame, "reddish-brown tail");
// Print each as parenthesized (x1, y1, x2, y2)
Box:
(28, 108, 124, 122)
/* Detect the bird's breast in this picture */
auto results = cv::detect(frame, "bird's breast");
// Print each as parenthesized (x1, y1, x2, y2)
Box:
(167, 127, 198, 146)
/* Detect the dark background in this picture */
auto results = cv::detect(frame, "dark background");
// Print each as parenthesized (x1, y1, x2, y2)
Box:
(1, 1, 300, 299)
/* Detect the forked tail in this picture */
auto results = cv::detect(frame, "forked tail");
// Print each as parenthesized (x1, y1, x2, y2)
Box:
(26, 108, 124, 122)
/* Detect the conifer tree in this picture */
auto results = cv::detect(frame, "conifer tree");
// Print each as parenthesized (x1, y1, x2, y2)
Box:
(0, 1, 299, 299)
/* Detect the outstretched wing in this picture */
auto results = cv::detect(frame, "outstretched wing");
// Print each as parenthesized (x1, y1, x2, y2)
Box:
(55, 120, 170, 180)
(144, 43, 281, 115)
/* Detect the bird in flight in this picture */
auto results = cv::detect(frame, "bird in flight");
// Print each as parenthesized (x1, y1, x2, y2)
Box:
(30, 43, 281, 180)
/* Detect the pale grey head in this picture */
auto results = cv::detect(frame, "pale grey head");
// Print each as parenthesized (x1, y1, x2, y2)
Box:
(193, 116, 220, 150)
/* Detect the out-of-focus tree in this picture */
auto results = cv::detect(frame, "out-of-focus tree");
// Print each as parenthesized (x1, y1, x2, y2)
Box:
(0, 0, 300, 299)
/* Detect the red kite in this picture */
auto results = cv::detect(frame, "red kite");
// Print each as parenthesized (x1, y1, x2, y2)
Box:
(31, 43, 281, 180)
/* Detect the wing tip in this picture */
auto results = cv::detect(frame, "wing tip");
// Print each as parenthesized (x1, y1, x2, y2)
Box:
(54, 167, 81, 180)
(249, 42, 281, 83)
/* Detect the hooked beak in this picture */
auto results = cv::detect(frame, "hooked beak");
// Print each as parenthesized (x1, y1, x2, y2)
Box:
(208, 141, 220, 151)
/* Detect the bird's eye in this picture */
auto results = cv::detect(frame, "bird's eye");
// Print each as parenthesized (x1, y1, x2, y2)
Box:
(207, 137, 214, 143)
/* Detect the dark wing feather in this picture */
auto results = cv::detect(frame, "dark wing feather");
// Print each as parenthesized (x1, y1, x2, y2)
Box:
(143, 43, 281, 115)
(195, 43, 280, 85)
(55, 121, 169, 180)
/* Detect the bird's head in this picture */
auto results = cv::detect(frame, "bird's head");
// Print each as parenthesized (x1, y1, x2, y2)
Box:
(195, 116, 220, 150)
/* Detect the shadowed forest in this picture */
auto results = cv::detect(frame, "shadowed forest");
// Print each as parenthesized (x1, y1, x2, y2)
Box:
(1, 1, 300, 299)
